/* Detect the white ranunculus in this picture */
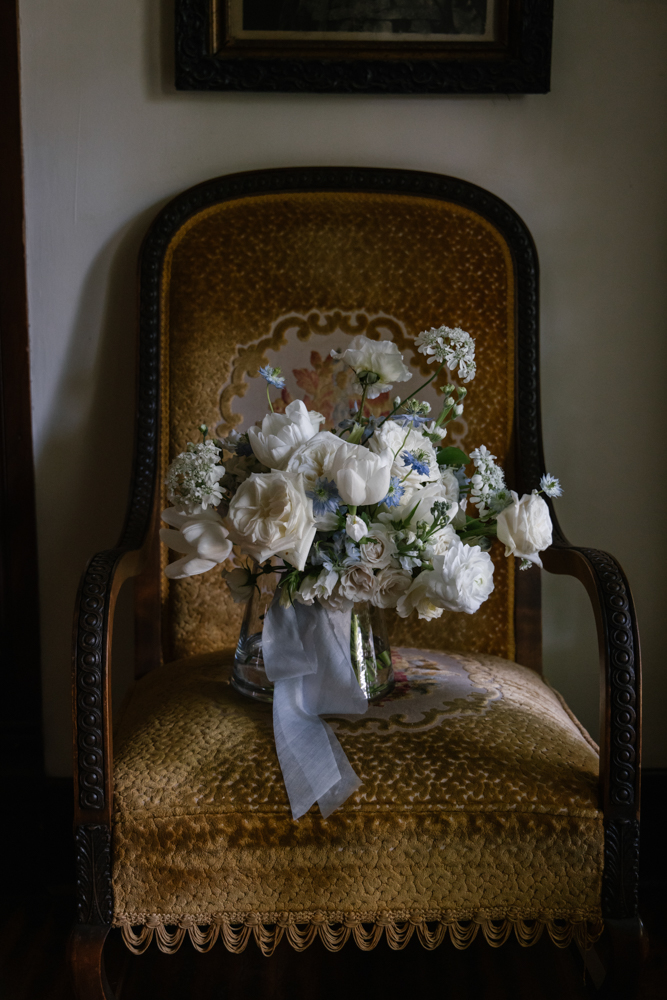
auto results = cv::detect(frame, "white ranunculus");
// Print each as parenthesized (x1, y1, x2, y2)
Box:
(160, 507, 233, 579)
(222, 566, 255, 604)
(428, 540, 495, 614)
(396, 572, 445, 621)
(330, 441, 393, 507)
(225, 470, 316, 571)
(346, 515, 368, 542)
(495, 490, 552, 567)
(248, 400, 324, 470)
(423, 523, 458, 560)
(360, 523, 397, 570)
(372, 566, 413, 609)
(368, 420, 438, 483)
(295, 567, 338, 606)
(331, 335, 412, 399)
(285, 430, 346, 492)
(338, 562, 377, 603)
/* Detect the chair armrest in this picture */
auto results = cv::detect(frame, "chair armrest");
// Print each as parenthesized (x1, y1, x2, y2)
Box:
(72, 545, 147, 827)
(542, 540, 641, 919)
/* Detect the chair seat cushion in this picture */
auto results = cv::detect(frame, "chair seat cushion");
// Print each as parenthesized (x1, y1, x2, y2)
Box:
(112, 648, 603, 947)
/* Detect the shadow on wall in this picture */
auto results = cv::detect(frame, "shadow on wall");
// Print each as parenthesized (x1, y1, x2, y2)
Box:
(36, 202, 168, 776)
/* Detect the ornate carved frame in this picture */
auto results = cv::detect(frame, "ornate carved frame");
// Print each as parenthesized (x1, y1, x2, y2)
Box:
(175, 0, 554, 94)
(70, 167, 641, 996)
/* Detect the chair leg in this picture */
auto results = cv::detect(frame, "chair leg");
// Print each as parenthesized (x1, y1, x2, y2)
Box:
(69, 924, 116, 1000)
(594, 917, 647, 999)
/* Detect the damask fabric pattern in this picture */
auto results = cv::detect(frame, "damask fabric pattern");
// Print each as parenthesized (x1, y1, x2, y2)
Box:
(162, 192, 515, 664)
(112, 649, 603, 950)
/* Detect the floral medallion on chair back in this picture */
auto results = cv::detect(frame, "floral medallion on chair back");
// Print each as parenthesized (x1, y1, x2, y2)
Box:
(162, 191, 516, 665)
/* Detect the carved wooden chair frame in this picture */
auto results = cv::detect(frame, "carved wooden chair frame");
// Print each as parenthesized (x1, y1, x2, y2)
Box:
(69, 167, 642, 999)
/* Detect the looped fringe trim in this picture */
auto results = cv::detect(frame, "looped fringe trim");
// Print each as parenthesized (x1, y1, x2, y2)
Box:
(118, 917, 604, 957)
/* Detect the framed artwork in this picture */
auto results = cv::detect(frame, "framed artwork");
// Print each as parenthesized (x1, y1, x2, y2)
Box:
(175, 0, 554, 94)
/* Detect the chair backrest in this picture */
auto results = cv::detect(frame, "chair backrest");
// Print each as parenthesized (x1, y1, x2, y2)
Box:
(133, 168, 544, 674)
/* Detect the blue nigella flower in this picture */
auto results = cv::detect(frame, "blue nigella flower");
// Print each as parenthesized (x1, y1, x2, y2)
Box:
(305, 477, 341, 517)
(381, 476, 405, 509)
(392, 414, 431, 429)
(402, 450, 430, 476)
(259, 365, 286, 389)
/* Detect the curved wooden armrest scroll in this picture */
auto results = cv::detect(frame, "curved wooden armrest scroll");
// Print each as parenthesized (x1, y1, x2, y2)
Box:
(541, 539, 641, 919)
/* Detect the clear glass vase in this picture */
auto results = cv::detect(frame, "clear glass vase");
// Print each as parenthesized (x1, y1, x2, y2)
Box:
(231, 585, 394, 704)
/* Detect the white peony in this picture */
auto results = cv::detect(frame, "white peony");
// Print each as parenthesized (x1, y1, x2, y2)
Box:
(368, 420, 438, 483)
(372, 566, 413, 609)
(225, 470, 316, 571)
(160, 507, 233, 579)
(285, 431, 345, 491)
(396, 573, 445, 621)
(495, 490, 552, 567)
(338, 562, 377, 603)
(295, 567, 338, 606)
(360, 523, 397, 570)
(428, 541, 495, 614)
(222, 566, 255, 603)
(331, 335, 412, 399)
(346, 514, 369, 542)
(330, 441, 393, 507)
(248, 400, 324, 470)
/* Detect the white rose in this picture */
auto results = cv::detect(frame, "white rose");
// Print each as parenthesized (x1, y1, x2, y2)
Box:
(295, 567, 338, 606)
(396, 573, 445, 621)
(285, 430, 345, 491)
(248, 400, 324, 470)
(338, 562, 377, 603)
(331, 335, 412, 399)
(330, 441, 393, 507)
(369, 420, 438, 483)
(346, 515, 368, 542)
(372, 566, 413, 609)
(225, 471, 316, 571)
(495, 490, 552, 567)
(360, 523, 397, 570)
(428, 540, 495, 614)
(160, 507, 233, 579)
(222, 566, 255, 603)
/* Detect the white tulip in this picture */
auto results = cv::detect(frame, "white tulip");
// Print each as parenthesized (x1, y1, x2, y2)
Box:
(222, 566, 255, 604)
(285, 430, 346, 491)
(368, 420, 438, 483)
(248, 400, 324, 470)
(495, 490, 553, 568)
(225, 470, 316, 571)
(330, 441, 393, 507)
(330, 335, 412, 399)
(346, 515, 369, 542)
(160, 507, 233, 579)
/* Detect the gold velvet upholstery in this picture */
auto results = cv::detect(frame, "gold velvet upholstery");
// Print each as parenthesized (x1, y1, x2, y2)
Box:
(162, 192, 515, 665)
(113, 649, 603, 953)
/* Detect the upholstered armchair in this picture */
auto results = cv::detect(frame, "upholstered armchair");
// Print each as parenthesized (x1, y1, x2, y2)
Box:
(70, 168, 642, 999)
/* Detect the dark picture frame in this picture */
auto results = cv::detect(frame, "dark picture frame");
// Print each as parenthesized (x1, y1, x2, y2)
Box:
(175, 0, 554, 93)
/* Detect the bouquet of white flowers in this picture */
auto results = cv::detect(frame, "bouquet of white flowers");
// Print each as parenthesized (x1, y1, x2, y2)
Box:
(161, 327, 562, 819)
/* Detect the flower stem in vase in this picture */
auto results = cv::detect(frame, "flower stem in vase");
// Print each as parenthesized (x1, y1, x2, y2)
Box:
(349, 602, 394, 702)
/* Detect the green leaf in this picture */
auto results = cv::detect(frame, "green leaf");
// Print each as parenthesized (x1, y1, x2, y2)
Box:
(437, 446, 470, 467)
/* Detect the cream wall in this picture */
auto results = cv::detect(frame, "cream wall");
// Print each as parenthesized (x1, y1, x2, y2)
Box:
(20, 0, 667, 775)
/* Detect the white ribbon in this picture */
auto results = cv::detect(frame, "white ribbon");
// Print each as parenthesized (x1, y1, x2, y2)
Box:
(262, 595, 368, 820)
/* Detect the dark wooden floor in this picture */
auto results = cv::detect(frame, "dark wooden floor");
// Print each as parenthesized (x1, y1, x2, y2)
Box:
(2, 773, 666, 1000)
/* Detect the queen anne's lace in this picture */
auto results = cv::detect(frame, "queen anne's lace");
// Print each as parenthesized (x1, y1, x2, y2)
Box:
(414, 326, 477, 383)
(165, 440, 225, 512)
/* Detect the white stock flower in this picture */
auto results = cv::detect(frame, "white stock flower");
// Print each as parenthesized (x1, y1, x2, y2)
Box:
(160, 507, 233, 579)
(495, 491, 553, 567)
(372, 566, 413, 609)
(285, 431, 346, 491)
(222, 566, 255, 604)
(360, 523, 397, 570)
(427, 542, 495, 614)
(330, 335, 412, 399)
(295, 567, 338, 606)
(396, 573, 445, 621)
(338, 562, 377, 603)
(165, 440, 225, 513)
(330, 441, 393, 507)
(225, 470, 316, 571)
(346, 514, 369, 542)
(369, 420, 438, 483)
(248, 400, 324, 470)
